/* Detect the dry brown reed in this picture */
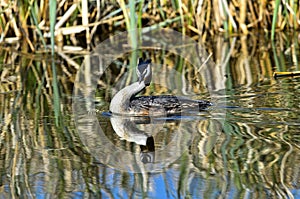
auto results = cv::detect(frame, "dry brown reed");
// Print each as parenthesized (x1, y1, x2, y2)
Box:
(0, 0, 299, 51)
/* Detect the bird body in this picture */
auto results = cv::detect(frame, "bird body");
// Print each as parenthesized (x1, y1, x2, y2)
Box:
(109, 58, 212, 116)
(130, 95, 212, 116)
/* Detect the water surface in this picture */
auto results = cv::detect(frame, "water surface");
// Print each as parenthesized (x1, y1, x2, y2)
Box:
(0, 33, 300, 198)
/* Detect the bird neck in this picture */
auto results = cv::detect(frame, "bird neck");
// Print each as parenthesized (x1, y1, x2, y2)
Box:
(110, 81, 145, 114)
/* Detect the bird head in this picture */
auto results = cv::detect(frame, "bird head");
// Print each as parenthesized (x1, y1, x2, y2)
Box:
(136, 58, 152, 86)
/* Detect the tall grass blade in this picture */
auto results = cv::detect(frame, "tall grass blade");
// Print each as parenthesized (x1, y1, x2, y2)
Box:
(137, 0, 144, 30)
(49, 0, 57, 55)
(129, 0, 137, 42)
(49, 0, 60, 126)
(271, 0, 281, 40)
(30, 6, 46, 47)
(177, 0, 185, 34)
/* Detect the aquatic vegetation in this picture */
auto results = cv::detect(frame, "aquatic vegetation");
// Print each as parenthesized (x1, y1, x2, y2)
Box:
(0, 0, 299, 51)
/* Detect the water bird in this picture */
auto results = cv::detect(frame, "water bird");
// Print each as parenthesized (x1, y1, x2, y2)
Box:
(109, 58, 212, 116)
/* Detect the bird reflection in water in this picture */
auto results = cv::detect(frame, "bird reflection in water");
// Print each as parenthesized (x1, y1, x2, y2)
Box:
(110, 115, 158, 164)
(140, 136, 155, 164)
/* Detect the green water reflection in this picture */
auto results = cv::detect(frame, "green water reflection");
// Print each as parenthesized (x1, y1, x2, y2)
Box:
(0, 33, 300, 198)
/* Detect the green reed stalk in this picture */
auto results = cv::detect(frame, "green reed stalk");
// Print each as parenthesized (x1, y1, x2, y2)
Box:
(136, 1, 144, 57)
(49, 0, 56, 55)
(49, 0, 61, 126)
(30, 4, 46, 47)
(271, 0, 281, 40)
(137, 0, 144, 31)
(127, 0, 138, 77)
(177, 0, 185, 35)
(129, 0, 137, 49)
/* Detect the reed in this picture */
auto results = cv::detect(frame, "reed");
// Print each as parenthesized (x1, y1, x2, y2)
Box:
(0, 0, 299, 51)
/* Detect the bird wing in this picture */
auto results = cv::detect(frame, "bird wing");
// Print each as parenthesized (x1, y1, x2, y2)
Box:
(130, 95, 212, 114)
